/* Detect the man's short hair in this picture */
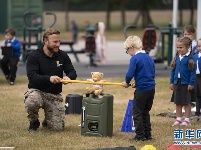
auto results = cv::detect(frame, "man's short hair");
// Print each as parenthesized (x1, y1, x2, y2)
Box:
(43, 28, 60, 42)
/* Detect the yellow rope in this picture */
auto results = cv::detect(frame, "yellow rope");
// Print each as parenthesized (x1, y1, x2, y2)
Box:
(61, 79, 123, 86)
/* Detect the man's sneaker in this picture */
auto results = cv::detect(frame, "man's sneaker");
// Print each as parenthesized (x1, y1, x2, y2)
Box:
(10, 82, 14, 85)
(28, 119, 40, 132)
(180, 120, 190, 126)
(172, 120, 182, 126)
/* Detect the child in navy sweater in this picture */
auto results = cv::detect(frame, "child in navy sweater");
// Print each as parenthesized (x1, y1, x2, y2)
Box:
(170, 37, 196, 126)
(0, 28, 21, 85)
(122, 36, 155, 142)
(194, 38, 201, 119)
(183, 25, 197, 54)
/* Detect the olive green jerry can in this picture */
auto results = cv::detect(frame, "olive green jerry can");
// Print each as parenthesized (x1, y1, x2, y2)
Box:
(81, 94, 113, 137)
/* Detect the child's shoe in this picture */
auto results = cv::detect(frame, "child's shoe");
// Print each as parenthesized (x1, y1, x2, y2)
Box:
(180, 120, 190, 126)
(172, 120, 182, 126)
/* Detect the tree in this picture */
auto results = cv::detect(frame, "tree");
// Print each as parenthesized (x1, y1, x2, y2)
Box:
(179, 0, 183, 26)
(177, 0, 196, 26)
(133, 0, 154, 27)
(106, 0, 111, 30)
(120, 0, 126, 28)
(189, 0, 196, 25)
(64, 0, 69, 31)
(105, 0, 127, 30)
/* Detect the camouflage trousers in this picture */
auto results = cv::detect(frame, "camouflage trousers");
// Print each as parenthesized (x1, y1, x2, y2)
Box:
(24, 89, 65, 131)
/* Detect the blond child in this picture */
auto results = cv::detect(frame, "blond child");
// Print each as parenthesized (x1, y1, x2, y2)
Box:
(122, 36, 155, 141)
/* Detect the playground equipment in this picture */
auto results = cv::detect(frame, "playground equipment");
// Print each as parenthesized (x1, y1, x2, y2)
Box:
(0, 0, 43, 34)
(22, 12, 92, 64)
(123, 23, 183, 65)
(84, 25, 97, 67)
(124, 24, 157, 54)
(142, 27, 157, 54)
(22, 11, 56, 62)
(123, 24, 137, 39)
(145, 24, 182, 65)
(162, 23, 182, 65)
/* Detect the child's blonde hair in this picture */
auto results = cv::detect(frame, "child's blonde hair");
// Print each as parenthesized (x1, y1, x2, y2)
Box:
(197, 38, 201, 44)
(124, 36, 142, 50)
(170, 37, 194, 70)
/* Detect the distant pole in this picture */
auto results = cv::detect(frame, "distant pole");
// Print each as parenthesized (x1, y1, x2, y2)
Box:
(172, 0, 178, 59)
(197, 0, 201, 40)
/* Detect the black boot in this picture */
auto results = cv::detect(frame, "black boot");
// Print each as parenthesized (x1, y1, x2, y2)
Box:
(42, 119, 47, 128)
(28, 119, 40, 132)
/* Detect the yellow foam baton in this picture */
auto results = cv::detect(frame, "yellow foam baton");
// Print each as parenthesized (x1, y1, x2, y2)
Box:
(61, 79, 123, 86)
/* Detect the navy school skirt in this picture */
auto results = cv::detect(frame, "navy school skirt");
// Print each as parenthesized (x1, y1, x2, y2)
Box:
(173, 79, 192, 105)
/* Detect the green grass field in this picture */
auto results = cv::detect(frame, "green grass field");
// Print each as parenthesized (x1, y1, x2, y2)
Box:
(0, 76, 200, 150)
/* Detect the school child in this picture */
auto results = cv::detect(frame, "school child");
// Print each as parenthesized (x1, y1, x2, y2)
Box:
(122, 36, 155, 141)
(171, 25, 197, 104)
(170, 37, 196, 126)
(0, 28, 21, 85)
(94, 22, 107, 65)
(194, 38, 201, 119)
(183, 25, 197, 108)
(71, 20, 78, 43)
(183, 25, 197, 54)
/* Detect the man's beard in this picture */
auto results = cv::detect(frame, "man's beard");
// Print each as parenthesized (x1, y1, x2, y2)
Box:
(47, 45, 58, 53)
